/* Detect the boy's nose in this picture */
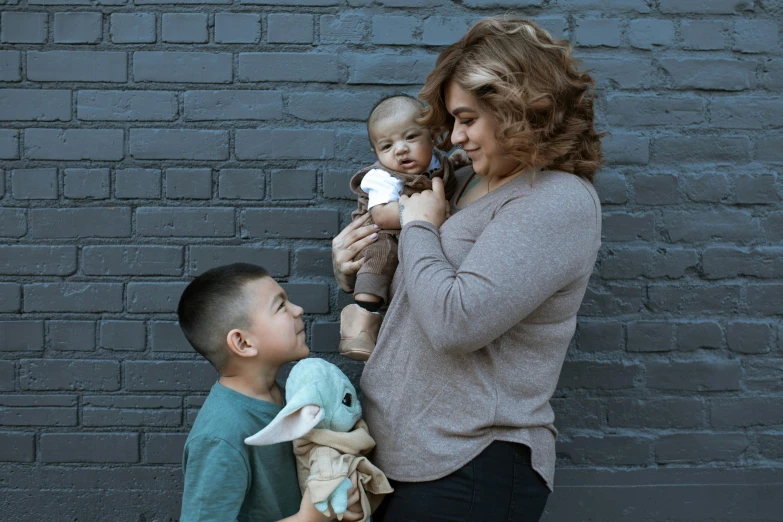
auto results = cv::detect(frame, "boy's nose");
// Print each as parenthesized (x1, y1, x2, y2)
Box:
(395, 143, 409, 155)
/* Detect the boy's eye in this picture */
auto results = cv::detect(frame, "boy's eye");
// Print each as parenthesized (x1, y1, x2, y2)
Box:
(342, 393, 352, 407)
(278, 301, 286, 310)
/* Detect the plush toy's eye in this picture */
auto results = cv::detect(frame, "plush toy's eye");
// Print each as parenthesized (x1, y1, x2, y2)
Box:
(342, 393, 353, 407)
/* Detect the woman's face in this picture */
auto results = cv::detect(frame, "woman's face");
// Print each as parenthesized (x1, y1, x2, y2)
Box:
(444, 81, 520, 179)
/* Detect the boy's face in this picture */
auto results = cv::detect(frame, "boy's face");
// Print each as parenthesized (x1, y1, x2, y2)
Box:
(241, 277, 309, 365)
(370, 106, 434, 175)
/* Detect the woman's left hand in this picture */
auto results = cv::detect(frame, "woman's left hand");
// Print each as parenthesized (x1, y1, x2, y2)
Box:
(399, 177, 449, 229)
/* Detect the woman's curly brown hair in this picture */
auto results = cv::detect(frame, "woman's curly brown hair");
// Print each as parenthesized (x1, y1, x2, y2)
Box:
(419, 16, 604, 182)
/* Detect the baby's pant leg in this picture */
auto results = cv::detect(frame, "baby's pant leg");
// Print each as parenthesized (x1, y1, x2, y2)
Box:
(354, 235, 398, 304)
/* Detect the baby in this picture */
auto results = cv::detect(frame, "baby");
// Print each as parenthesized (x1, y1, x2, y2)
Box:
(339, 94, 467, 361)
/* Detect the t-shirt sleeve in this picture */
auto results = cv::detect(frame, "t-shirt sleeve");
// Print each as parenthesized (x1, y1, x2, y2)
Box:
(360, 169, 404, 209)
(398, 179, 600, 354)
(180, 436, 250, 522)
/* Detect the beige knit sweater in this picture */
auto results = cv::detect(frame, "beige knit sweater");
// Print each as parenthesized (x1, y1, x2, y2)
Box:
(360, 167, 602, 491)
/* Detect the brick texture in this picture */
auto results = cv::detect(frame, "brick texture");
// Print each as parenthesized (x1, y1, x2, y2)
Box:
(0, 2, 781, 521)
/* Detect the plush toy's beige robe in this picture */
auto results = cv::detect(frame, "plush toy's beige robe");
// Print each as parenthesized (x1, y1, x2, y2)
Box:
(293, 420, 393, 521)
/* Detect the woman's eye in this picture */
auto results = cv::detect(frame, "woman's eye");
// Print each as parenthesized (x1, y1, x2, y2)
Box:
(460, 119, 474, 125)
(342, 393, 352, 407)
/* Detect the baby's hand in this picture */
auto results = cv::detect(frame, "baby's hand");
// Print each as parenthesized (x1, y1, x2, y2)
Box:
(448, 148, 471, 169)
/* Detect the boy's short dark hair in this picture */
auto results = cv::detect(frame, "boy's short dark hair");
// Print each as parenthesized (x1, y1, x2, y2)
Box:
(177, 263, 270, 371)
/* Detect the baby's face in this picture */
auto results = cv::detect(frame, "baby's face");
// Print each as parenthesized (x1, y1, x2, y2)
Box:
(370, 107, 434, 175)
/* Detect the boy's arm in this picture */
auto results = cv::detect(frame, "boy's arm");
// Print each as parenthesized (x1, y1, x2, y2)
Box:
(361, 169, 403, 230)
(181, 437, 248, 522)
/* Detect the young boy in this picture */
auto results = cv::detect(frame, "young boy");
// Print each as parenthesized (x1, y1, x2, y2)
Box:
(340, 94, 466, 361)
(177, 263, 358, 522)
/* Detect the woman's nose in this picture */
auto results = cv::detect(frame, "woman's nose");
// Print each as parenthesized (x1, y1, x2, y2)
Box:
(451, 124, 466, 146)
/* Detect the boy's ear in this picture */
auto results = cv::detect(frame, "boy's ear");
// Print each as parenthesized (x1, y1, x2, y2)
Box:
(226, 328, 258, 358)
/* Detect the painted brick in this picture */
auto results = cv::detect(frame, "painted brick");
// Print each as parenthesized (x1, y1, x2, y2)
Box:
(0, 394, 77, 426)
(281, 283, 329, 314)
(608, 399, 704, 429)
(735, 173, 780, 203)
(239, 53, 341, 82)
(288, 92, 376, 122)
(11, 168, 58, 200)
(0, 246, 76, 275)
(647, 361, 741, 391)
(127, 282, 189, 313)
(648, 285, 742, 314)
(551, 398, 602, 430)
(372, 15, 417, 45)
(661, 58, 756, 91)
(110, 13, 156, 43)
(218, 169, 265, 200)
(0, 89, 71, 121)
(99, 321, 146, 351)
(0, 361, 13, 391)
(27, 51, 127, 82)
(703, 247, 783, 279)
(63, 169, 110, 199)
(602, 212, 655, 241)
(124, 361, 216, 392)
(78, 91, 177, 121)
(25, 283, 123, 313)
(635, 174, 678, 205)
(575, 19, 621, 47)
(554, 0, 649, 11)
(710, 98, 783, 130)
(759, 434, 783, 459)
(40, 433, 139, 463)
(682, 172, 731, 202)
(558, 361, 640, 389)
(600, 247, 698, 279)
(734, 20, 778, 53)
(681, 20, 728, 50)
(606, 96, 705, 126)
(727, 321, 773, 354)
(659, 0, 753, 13)
(20, 359, 120, 391)
(242, 209, 340, 239)
(1, 12, 47, 43)
(149, 321, 192, 352)
(214, 13, 260, 43)
(0, 321, 45, 352)
(236, 129, 334, 160)
(747, 284, 783, 316)
(758, 137, 783, 162)
(311, 322, 339, 353)
(162, 13, 208, 43)
(268, 13, 313, 44)
(137, 208, 234, 237)
(655, 433, 748, 464)
(47, 321, 96, 351)
(662, 209, 758, 242)
(676, 322, 722, 351)
(320, 14, 368, 44)
(54, 12, 102, 44)
(134, 52, 232, 83)
(580, 57, 654, 89)
(559, 435, 649, 465)
(602, 132, 650, 165)
(580, 284, 644, 316)
(576, 321, 624, 352)
(31, 208, 131, 238)
(130, 129, 228, 160)
(762, 212, 783, 242)
(0, 433, 34, 462)
(0, 129, 20, 159)
(628, 19, 674, 49)
(184, 90, 282, 121)
(294, 248, 331, 278)
(271, 170, 316, 200)
(0, 283, 21, 313)
(348, 54, 437, 84)
(189, 246, 289, 276)
(165, 168, 212, 199)
(654, 136, 751, 164)
(420, 17, 472, 46)
(24, 129, 124, 161)
(533, 16, 568, 41)
(0, 209, 26, 238)
(84, 246, 182, 276)
(627, 322, 675, 352)
(146, 433, 188, 463)
(115, 168, 161, 199)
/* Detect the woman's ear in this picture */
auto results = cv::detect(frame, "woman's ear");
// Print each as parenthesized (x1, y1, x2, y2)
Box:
(226, 328, 259, 358)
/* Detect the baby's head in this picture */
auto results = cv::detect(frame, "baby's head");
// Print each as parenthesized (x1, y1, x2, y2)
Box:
(367, 94, 435, 175)
(177, 263, 308, 374)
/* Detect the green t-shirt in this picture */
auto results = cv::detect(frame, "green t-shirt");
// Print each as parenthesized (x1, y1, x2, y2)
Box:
(181, 382, 301, 522)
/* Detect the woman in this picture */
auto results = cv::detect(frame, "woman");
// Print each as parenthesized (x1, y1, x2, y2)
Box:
(332, 16, 603, 521)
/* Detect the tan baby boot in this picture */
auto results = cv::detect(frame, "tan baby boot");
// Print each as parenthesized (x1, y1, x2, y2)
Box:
(339, 304, 382, 361)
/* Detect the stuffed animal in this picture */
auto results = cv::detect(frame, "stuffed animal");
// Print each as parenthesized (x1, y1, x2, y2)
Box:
(245, 358, 392, 521)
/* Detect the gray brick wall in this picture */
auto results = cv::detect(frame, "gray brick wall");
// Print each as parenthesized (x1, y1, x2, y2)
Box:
(1, 1, 781, 520)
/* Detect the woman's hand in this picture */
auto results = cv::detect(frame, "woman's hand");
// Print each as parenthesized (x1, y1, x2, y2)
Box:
(332, 213, 379, 293)
(399, 177, 449, 229)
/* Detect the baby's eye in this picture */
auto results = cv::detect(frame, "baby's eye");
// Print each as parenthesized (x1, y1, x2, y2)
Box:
(342, 393, 353, 407)
(406, 134, 418, 140)
(381, 144, 391, 151)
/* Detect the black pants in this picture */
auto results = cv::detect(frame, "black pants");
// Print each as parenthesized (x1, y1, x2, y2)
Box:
(374, 441, 550, 522)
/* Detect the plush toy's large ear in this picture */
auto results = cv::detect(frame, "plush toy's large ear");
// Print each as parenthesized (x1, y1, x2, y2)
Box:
(244, 385, 324, 446)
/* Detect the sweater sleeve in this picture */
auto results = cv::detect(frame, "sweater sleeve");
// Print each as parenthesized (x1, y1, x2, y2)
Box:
(398, 181, 600, 354)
